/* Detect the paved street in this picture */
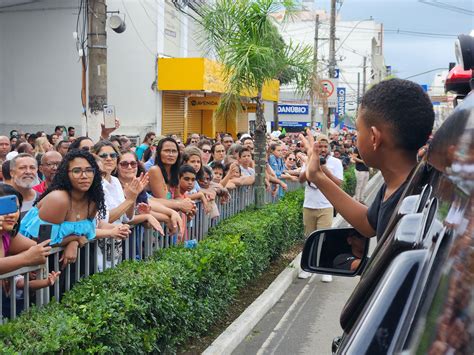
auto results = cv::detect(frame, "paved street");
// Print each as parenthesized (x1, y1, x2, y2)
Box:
(233, 274, 359, 355)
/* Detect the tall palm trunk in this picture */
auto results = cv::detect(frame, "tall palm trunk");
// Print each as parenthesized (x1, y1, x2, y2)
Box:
(254, 88, 267, 208)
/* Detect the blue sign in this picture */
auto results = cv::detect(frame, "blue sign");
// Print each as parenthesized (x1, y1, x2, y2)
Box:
(334, 68, 340, 78)
(336, 87, 346, 120)
(421, 84, 428, 93)
(277, 104, 309, 115)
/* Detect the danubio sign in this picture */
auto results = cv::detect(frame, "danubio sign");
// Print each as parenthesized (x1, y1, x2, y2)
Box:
(278, 104, 309, 115)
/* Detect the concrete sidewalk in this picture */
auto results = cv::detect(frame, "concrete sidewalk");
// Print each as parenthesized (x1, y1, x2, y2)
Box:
(203, 172, 383, 355)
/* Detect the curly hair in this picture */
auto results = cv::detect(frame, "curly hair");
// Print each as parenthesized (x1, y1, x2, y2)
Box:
(155, 137, 181, 188)
(360, 78, 434, 153)
(37, 149, 106, 220)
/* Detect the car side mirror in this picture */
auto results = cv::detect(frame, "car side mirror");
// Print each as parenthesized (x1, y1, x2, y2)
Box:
(301, 227, 369, 277)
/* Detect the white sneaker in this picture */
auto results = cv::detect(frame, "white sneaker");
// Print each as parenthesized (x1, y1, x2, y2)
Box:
(321, 274, 333, 283)
(298, 270, 313, 279)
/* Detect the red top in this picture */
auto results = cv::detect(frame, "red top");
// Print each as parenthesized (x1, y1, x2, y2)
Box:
(32, 181, 47, 194)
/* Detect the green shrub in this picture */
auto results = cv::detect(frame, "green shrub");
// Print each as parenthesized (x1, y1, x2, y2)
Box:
(0, 190, 304, 354)
(342, 165, 356, 196)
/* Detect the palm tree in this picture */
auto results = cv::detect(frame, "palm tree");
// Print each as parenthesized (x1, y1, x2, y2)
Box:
(199, 0, 313, 207)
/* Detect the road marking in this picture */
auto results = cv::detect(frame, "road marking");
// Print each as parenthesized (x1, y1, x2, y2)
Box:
(256, 276, 317, 355)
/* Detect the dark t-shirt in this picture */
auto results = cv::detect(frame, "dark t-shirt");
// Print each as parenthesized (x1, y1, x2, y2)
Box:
(353, 147, 369, 172)
(333, 253, 358, 270)
(367, 182, 407, 241)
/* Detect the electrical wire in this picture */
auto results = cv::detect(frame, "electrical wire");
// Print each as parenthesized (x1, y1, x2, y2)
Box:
(121, 0, 156, 57)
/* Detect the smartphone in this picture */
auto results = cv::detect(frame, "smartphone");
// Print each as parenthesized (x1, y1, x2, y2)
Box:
(38, 224, 52, 243)
(0, 195, 18, 216)
(103, 105, 116, 129)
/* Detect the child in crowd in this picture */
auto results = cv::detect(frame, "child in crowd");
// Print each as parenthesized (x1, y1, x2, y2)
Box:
(212, 162, 225, 184)
(181, 147, 212, 214)
(238, 148, 255, 177)
(176, 165, 198, 241)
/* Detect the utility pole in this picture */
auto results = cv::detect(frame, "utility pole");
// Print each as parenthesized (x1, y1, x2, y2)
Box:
(87, 0, 108, 142)
(325, 0, 337, 134)
(309, 14, 319, 130)
(362, 56, 367, 95)
(356, 71, 360, 112)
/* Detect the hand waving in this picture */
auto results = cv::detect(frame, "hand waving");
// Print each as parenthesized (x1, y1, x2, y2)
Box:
(299, 129, 323, 183)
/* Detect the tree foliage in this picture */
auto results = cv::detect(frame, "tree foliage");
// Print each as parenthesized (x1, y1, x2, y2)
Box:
(198, 0, 313, 115)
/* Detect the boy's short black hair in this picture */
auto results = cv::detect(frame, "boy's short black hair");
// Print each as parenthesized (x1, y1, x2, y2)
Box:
(211, 162, 225, 172)
(179, 164, 196, 178)
(360, 78, 434, 153)
(201, 166, 213, 179)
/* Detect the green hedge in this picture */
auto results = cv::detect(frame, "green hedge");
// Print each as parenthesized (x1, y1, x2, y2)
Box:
(0, 190, 304, 354)
(342, 165, 356, 197)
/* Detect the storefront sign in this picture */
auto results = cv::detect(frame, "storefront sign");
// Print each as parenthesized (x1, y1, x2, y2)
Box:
(277, 104, 309, 115)
(188, 96, 220, 110)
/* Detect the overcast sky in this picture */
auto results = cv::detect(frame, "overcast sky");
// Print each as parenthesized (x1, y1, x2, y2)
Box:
(317, 0, 473, 85)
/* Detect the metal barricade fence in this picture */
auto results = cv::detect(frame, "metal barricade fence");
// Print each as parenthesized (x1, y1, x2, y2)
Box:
(0, 182, 301, 323)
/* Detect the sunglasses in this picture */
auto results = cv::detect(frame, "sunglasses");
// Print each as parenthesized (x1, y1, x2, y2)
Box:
(202, 149, 211, 153)
(119, 160, 138, 168)
(288, 158, 295, 161)
(98, 152, 119, 159)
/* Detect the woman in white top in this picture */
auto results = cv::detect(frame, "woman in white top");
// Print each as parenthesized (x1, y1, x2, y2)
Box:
(93, 141, 148, 270)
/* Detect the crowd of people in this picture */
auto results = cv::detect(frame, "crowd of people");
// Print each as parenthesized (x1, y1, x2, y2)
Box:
(0, 117, 368, 317)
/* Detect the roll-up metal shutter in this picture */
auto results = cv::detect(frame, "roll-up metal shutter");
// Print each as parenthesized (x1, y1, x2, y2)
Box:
(187, 108, 202, 136)
(162, 92, 185, 138)
(237, 111, 248, 134)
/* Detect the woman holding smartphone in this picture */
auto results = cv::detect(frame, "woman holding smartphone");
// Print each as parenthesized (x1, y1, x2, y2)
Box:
(0, 184, 52, 273)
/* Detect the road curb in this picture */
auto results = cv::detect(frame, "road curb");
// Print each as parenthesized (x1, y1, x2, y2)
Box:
(203, 172, 383, 355)
(203, 254, 302, 355)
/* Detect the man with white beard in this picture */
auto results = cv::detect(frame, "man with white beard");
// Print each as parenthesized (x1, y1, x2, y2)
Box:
(10, 153, 40, 216)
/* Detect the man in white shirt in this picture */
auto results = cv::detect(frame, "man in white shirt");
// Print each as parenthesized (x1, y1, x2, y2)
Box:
(299, 134, 344, 281)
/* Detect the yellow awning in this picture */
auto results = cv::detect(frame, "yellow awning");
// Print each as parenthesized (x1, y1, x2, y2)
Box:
(157, 57, 279, 102)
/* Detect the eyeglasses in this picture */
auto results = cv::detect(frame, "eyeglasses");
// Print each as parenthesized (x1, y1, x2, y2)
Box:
(98, 152, 119, 159)
(190, 140, 197, 144)
(68, 167, 95, 178)
(43, 162, 61, 168)
(119, 160, 138, 168)
(202, 149, 211, 154)
(162, 149, 179, 155)
(81, 146, 91, 151)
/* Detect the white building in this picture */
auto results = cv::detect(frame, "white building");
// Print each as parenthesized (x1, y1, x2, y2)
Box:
(273, 9, 386, 127)
(0, 0, 204, 139)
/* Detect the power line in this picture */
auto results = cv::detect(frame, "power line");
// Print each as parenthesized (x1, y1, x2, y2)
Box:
(418, 0, 474, 16)
(121, 0, 156, 57)
(403, 67, 448, 80)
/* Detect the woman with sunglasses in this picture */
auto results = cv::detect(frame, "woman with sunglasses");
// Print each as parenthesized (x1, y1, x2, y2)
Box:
(20, 149, 106, 269)
(148, 137, 196, 217)
(197, 140, 212, 166)
(116, 151, 181, 234)
(282, 152, 301, 182)
(68, 137, 94, 152)
(92, 141, 147, 270)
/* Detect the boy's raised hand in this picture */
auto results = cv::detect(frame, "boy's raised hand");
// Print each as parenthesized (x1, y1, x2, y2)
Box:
(299, 129, 323, 183)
